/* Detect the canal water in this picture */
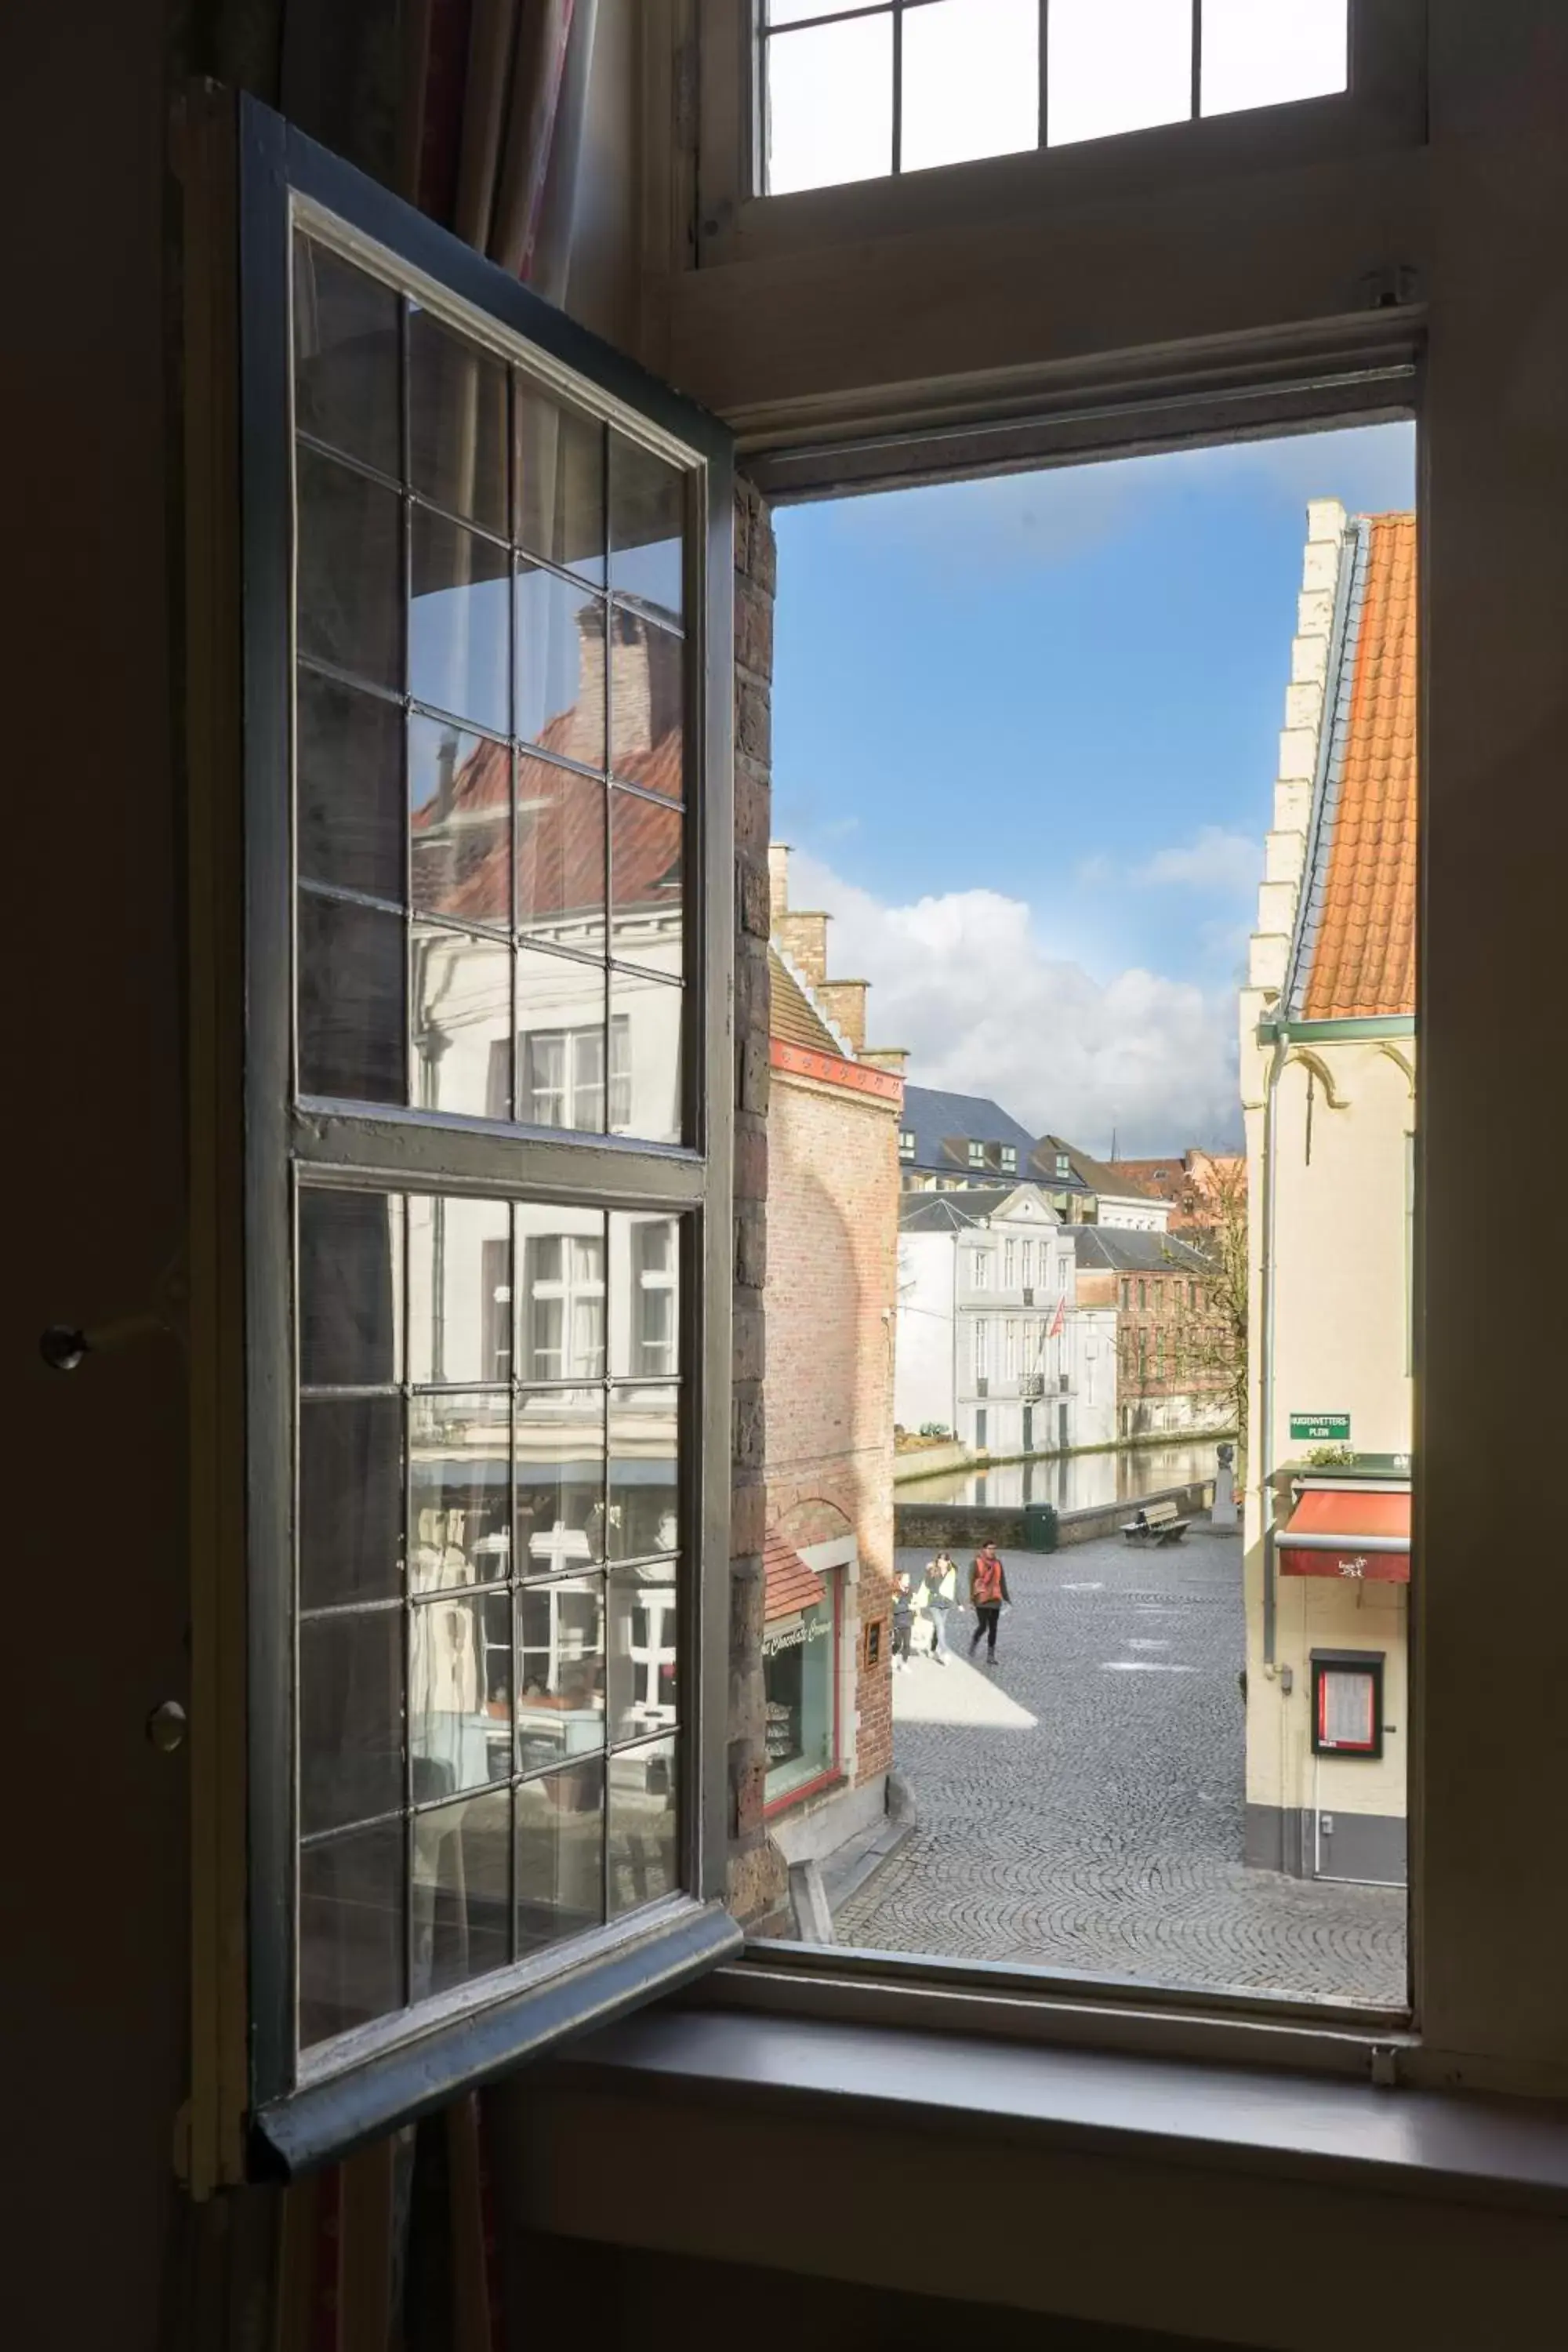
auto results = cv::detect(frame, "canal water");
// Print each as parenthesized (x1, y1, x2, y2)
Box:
(898, 1439, 1228, 1517)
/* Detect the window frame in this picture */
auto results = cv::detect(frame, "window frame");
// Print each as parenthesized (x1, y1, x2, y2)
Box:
(186, 93, 741, 2183)
(695, 0, 1427, 273)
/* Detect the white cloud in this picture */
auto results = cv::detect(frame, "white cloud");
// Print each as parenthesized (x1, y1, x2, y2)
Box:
(788, 849, 1241, 1154)
(1133, 826, 1260, 894)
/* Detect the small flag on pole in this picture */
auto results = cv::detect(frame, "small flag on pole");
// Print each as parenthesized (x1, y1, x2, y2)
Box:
(1049, 1294, 1066, 1339)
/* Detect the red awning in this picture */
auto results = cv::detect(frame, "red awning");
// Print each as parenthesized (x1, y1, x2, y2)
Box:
(1279, 1488, 1410, 1582)
(764, 1530, 826, 1622)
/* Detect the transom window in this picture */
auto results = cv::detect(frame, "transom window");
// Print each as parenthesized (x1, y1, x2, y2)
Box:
(763, 0, 1350, 197)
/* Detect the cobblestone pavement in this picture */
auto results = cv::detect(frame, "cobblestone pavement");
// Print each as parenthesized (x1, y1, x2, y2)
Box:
(835, 1526, 1407, 2004)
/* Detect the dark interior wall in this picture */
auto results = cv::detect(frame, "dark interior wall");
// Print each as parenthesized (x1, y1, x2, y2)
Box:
(516, 2241, 1261, 2352)
(0, 1, 189, 2342)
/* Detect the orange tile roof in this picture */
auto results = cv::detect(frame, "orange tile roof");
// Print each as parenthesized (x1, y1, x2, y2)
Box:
(1298, 513, 1417, 1020)
(764, 1530, 826, 1622)
(768, 946, 843, 1057)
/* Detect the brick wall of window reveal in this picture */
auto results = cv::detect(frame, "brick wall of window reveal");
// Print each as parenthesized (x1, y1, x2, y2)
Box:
(728, 478, 785, 1929)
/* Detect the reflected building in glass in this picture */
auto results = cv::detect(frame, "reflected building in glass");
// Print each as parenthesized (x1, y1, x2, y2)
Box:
(288, 233, 695, 2060)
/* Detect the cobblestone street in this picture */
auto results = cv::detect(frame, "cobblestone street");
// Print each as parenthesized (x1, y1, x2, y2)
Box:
(834, 1524, 1407, 2004)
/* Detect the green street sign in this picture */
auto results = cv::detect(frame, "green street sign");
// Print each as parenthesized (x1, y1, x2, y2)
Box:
(1290, 1412, 1351, 1443)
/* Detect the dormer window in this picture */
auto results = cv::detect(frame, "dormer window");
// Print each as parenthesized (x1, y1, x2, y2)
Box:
(1000, 1145, 1018, 1174)
(967, 1140, 985, 1167)
(898, 1130, 914, 1160)
(1055, 1152, 1071, 1178)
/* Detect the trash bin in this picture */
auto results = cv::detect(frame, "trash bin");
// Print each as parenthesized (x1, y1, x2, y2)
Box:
(1023, 1503, 1058, 1552)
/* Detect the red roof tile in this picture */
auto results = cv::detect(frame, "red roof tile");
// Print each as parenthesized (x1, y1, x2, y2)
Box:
(1303, 513, 1417, 1020)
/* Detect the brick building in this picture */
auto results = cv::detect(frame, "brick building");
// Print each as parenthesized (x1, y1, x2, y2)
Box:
(1069, 1227, 1236, 1444)
(761, 845, 903, 1871)
(1107, 1148, 1246, 1234)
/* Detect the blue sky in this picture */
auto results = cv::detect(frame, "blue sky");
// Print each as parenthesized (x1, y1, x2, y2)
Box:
(770, 422, 1415, 1154)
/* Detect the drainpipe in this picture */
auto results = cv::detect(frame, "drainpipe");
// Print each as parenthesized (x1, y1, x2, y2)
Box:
(1259, 1025, 1289, 1665)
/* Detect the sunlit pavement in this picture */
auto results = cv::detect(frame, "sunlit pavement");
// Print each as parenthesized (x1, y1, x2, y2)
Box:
(837, 1523, 1407, 2004)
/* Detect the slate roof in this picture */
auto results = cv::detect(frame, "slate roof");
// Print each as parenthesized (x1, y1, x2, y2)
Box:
(1033, 1134, 1151, 1200)
(1286, 512, 1417, 1021)
(768, 946, 844, 1057)
(899, 1185, 1018, 1233)
(900, 1085, 1040, 1176)
(764, 1529, 826, 1622)
(1069, 1227, 1214, 1276)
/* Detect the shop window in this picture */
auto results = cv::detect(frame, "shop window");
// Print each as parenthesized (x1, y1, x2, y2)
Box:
(764, 1584, 840, 1806)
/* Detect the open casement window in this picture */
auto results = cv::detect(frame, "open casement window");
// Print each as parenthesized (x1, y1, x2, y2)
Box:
(183, 95, 737, 2183)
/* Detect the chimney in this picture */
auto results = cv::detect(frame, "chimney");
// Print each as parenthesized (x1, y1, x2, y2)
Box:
(777, 909, 829, 986)
(815, 979, 869, 1053)
(861, 1047, 909, 1078)
(575, 604, 682, 768)
(769, 841, 791, 921)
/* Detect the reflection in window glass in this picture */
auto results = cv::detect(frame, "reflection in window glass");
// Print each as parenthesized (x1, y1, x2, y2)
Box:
(608, 1563, 678, 1745)
(902, 0, 1039, 174)
(610, 1214, 681, 1379)
(293, 236, 401, 477)
(608, 1737, 678, 1917)
(409, 509, 511, 738)
(515, 949, 608, 1132)
(610, 610, 684, 796)
(293, 1185, 687, 2055)
(516, 566, 607, 764)
(298, 1188, 405, 1388)
(516, 1577, 606, 1767)
(517, 757, 608, 956)
(609, 436, 686, 630)
(296, 445, 402, 689)
(516, 1759, 604, 1955)
(299, 1820, 405, 2050)
(609, 973, 681, 1144)
(408, 307, 509, 536)
(299, 670, 405, 902)
(408, 1394, 511, 1597)
(410, 923, 513, 1118)
(408, 715, 510, 928)
(608, 1385, 679, 1563)
(609, 791, 682, 975)
(515, 1388, 607, 1572)
(408, 1192, 510, 1385)
(412, 1788, 512, 1997)
(516, 390, 604, 583)
(292, 245, 691, 1146)
(1202, 0, 1347, 117)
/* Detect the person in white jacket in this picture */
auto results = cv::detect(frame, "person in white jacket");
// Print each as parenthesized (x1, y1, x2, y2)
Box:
(916, 1548, 958, 1665)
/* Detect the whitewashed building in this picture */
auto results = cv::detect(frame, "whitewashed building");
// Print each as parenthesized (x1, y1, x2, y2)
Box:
(895, 1184, 1117, 1457)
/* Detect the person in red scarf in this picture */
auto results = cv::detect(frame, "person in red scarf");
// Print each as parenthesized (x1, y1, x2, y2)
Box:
(968, 1541, 1011, 1665)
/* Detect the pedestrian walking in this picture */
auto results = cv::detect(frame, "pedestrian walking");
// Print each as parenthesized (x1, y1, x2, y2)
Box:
(922, 1548, 957, 1664)
(891, 1571, 914, 1671)
(968, 1541, 1011, 1664)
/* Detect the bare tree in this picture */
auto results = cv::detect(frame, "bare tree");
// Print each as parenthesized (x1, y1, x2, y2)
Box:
(1165, 1156, 1248, 1460)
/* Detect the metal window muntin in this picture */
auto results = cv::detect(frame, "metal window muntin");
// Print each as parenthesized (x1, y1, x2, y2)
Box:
(238, 100, 735, 2146)
(702, 0, 1424, 267)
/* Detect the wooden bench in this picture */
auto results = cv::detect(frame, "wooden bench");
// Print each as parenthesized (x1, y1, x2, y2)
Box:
(1122, 1498, 1190, 1545)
